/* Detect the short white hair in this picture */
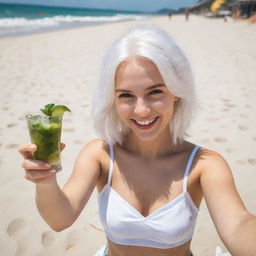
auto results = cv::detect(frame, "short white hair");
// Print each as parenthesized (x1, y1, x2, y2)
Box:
(91, 25, 197, 145)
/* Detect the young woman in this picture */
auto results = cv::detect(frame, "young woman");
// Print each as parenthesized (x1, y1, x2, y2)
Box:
(19, 26, 256, 256)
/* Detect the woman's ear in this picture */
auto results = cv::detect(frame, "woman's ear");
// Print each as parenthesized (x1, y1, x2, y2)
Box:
(174, 96, 179, 102)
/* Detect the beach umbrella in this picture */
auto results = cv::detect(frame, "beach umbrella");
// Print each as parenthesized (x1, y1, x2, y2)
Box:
(210, 0, 227, 13)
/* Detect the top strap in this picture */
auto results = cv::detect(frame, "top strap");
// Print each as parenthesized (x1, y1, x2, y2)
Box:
(107, 144, 115, 186)
(182, 145, 200, 193)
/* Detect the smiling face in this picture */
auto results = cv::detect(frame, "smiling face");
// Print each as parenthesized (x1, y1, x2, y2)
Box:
(115, 57, 177, 142)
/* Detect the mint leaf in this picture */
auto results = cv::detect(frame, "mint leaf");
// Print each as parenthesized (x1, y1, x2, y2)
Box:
(40, 103, 55, 116)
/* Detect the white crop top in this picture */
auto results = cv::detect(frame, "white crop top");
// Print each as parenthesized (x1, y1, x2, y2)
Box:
(97, 145, 200, 249)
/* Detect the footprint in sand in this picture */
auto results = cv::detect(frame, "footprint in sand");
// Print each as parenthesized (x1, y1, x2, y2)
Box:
(214, 137, 227, 143)
(74, 139, 84, 145)
(63, 128, 75, 133)
(225, 148, 233, 153)
(253, 137, 256, 141)
(6, 143, 19, 149)
(236, 160, 246, 165)
(6, 218, 28, 238)
(221, 108, 229, 112)
(239, 114, 247, 119)
(248, 159, 256, 165)
(7, 123, 18, 128)
(224, 103, 236, 108)
(221, 98, 230, 103)
(64, 230, 84, 251)
(238, 125, 249, 131)
(245, 104, 251, 109)
(41, 230, 56, 247)
(2, 106, 9, 111)
(199, 138, 210, 144)
(7, 218, 30, 256)
(35, 230, 57, 256)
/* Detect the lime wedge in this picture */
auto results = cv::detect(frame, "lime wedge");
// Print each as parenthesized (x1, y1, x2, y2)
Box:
(51, 105, 71, 116)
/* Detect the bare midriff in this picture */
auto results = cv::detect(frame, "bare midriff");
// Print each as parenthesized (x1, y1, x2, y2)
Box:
(107, 239, 193, 256)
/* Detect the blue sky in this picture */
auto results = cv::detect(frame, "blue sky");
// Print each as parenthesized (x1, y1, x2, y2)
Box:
(0, 0, 198, 12)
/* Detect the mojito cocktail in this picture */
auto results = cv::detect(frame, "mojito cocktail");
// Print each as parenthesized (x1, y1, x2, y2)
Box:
(26, 104, 71, 172)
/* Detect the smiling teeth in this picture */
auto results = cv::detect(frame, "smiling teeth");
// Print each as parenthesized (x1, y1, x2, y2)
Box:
(135, 119, 155, 125)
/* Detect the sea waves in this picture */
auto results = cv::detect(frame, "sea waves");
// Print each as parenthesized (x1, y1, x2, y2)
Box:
(0, 14, 148, 36)
(0, 14, 146, 27)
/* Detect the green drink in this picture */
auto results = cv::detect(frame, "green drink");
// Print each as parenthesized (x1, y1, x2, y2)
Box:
(26, 104, 71, 172)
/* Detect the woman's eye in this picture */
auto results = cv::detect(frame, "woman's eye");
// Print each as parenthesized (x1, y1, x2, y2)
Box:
(118, 93, 132, 98)
(149, 89, 163, 95)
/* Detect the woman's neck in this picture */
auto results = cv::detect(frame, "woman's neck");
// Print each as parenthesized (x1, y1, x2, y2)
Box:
(122, 130, 184, 160)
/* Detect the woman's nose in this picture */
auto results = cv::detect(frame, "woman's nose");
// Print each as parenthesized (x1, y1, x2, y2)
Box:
(134, 97, 150, 116)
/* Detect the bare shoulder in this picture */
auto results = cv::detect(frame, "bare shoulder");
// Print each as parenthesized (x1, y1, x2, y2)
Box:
(64, 138, 110, 191)
(79, 138, 108, 153)
(196, 147, 249, 244)
(198, 147, 226, 162)
(197, 147, 246, 213)
(77, 138, 108, 160)
(197, 147, 231, 177)
(70, 138, 110, 179)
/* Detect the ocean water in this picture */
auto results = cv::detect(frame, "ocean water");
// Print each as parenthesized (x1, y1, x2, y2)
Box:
(0, 3, 149, 37)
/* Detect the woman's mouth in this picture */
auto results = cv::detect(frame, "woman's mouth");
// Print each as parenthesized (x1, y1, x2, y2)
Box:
(132, 117, 159, 130)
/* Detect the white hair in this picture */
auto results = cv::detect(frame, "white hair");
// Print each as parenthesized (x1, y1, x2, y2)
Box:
(91, 25, 197, 145)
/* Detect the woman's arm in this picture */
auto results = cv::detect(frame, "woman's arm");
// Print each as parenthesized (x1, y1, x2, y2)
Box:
(20, 139, 104, 232)
(200, 149, 256, 256)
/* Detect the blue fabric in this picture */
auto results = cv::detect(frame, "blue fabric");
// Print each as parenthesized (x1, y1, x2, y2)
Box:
(95, 245, 108, 256)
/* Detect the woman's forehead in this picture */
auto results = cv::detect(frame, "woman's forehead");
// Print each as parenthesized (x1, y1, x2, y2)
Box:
(117, 56, 156, 70)
(115, 57, 164, 85)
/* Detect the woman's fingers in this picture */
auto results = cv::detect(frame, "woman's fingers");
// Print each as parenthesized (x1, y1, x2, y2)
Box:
(19, 143, 63, 183)
(21, 159, 51, 170)
(25, 168, 56, 180)
(24, 168, 56, 183)
(19, 143, 66, 159)
(60, 142, 66, 151)
(19, 144, 37, 159)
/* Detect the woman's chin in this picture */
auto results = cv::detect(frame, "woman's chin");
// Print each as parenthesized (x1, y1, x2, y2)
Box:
(133, 132, 161, 142)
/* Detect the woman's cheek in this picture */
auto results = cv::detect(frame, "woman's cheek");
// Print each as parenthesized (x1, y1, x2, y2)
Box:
(116, 102, 132, 117)
(152, 100, 167, 110)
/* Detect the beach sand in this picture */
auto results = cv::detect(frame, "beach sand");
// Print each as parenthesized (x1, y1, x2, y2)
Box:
(0, 15, 255, 256)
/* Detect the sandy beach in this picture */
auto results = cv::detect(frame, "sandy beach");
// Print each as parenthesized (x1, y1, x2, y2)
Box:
(0, 14, 256, 256)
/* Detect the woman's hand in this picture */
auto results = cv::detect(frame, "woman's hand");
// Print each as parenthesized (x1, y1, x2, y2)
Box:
(19, 143, 65, 184)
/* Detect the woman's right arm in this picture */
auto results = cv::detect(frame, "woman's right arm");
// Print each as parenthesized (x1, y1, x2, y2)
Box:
(19, 139, 103, 232)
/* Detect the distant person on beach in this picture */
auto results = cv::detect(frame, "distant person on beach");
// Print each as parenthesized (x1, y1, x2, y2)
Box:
(168, 12, 172, 19)
(185, 8, 190, 21)
(19, 25, 256, 256)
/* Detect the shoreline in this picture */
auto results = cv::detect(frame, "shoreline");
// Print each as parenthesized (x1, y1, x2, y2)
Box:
(0, 15, 154, 39)
(0, 21, 115, 38)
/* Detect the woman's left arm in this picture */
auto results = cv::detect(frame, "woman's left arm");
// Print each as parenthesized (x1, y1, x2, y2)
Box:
(200, 149, 256, 256)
